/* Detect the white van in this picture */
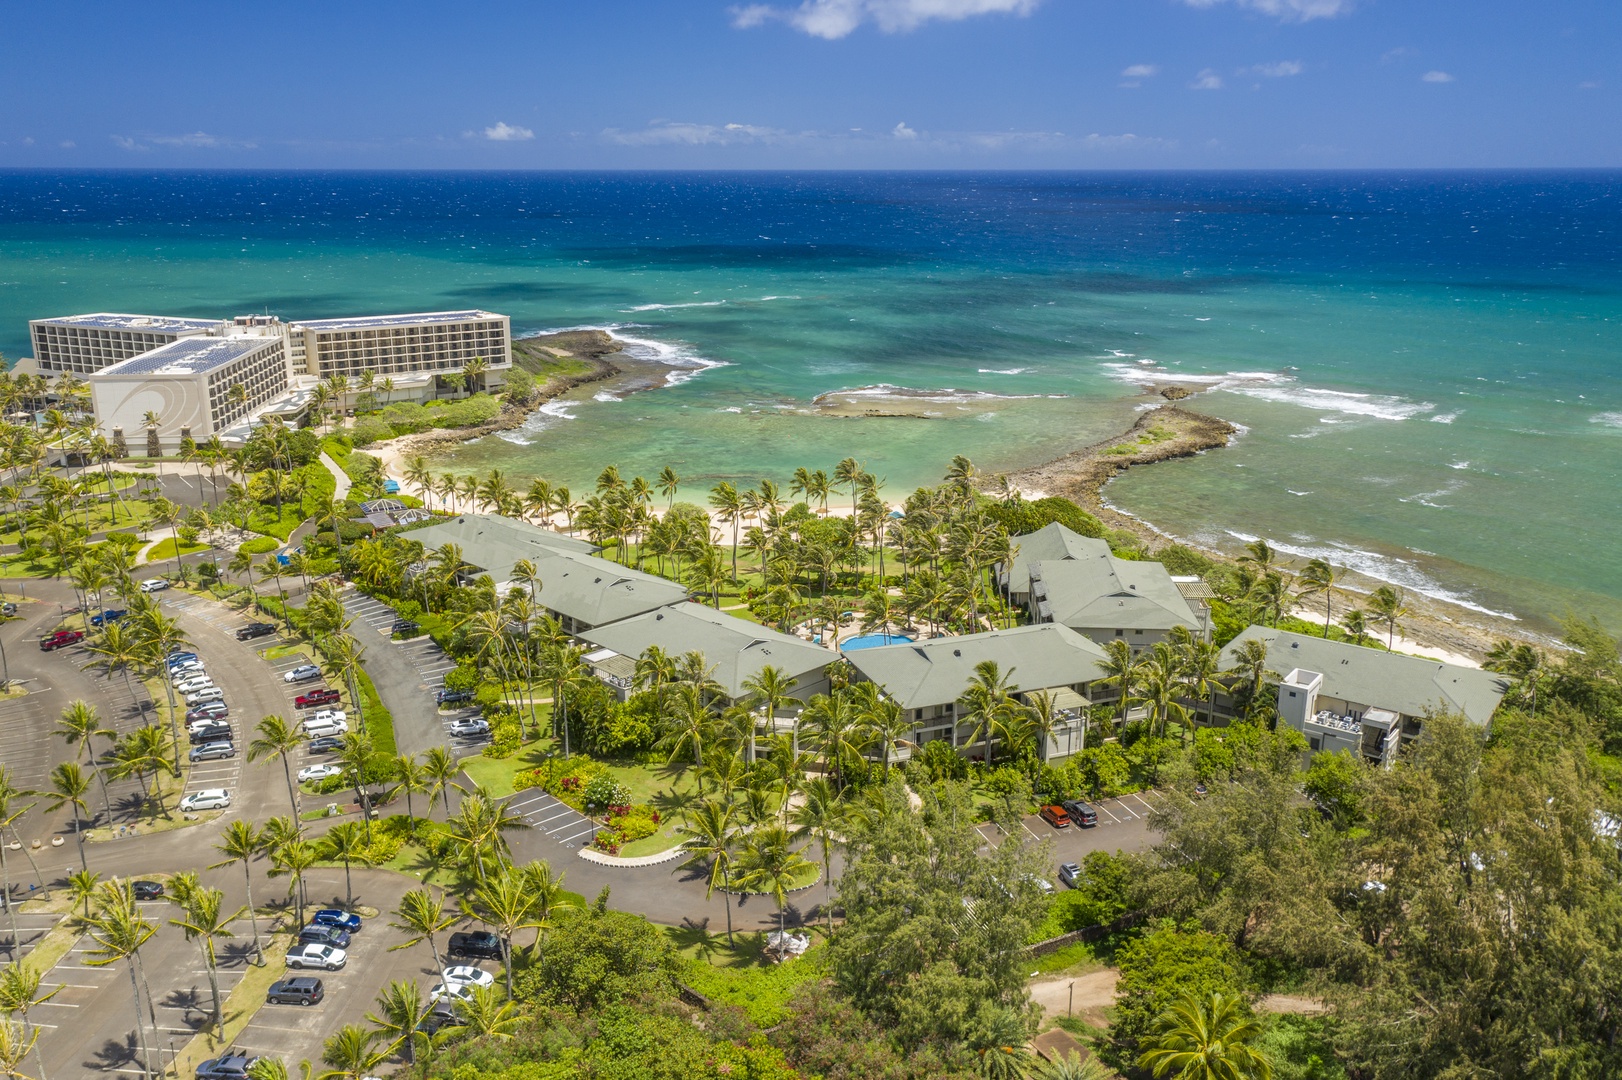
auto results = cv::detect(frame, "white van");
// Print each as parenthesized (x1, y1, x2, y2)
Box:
(302, 716, 349, 739)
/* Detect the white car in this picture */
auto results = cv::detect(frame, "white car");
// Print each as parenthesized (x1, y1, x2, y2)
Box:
(302, 717, 349, 739)
(427, 981, 476, 1005)
(441, 965, 495, 990)
(179, 789, 230, 812)
(297, 763, 342, 783)
(284, 664, 321, 683)
(168, 661, 206, 679)
(139, 578, 170, 593)
(186, 687, 225, 705)
(173, 676, 215, 695)
(310, 709, 347, 726)
(286, 943, 347, 970)
(448, 718, 490, 738)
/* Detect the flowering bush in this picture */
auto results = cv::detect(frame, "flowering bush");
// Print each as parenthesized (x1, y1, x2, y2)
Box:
(581, 773, 632, 811)
(605, 803, 661, 842)
(591, 832, 621, 855)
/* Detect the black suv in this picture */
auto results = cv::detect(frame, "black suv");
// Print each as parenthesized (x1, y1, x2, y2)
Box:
(266, 977, 324, 1006)
(390, 618, 419, 635)
(306, 736, 345, 755)
(190, 724, 232, 745)
(197, 1053, 262, 1079)
(131, 880, 164, 900)
(448, 930, 506, 961)
(236, 622, 276, 641)
(1060, 800, 1099, 827)
(298, 923, 351, 949)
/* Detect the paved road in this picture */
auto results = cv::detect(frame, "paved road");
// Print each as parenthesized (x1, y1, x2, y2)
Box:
(979, 789, 1167, 886)
(338, 588, 458, 759)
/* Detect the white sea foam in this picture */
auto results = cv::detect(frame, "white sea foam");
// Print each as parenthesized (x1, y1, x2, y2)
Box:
(1219, 531, 1518, 621)
(622, 300, 726, 312)
(593, 391, 622, 402)
(1099, 362, 1290, 390)
(1399, 481, 1463, 509)
(1227, 385, 1435, 421)
(816, 383, 1050, 405)
(498, 399, 579, 445)
(978, 367, 1029, 374)
(1430, 411, 1460, 423)
(1589, 411, 1622, 429)
(752, 295, 801, 302)
(1447, 460, 1470, 470)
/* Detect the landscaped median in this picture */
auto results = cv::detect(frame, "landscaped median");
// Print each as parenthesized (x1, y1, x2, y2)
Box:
(167, 932, 292, 1080)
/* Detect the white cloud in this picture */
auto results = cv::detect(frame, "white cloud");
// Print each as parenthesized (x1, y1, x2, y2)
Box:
(1421, 70, 1455, 83)
(1246, 60, 1303, 77)
(598, 120, 1171, 156)
(893, 121, 918, 139)
(58, 141, 75, 149)
(1190, 69, 1224, 90)
(483, 122, 534, 142)
(1121, 64, 1158, 78)
(731, 0, 1041, 40)
(1579, 80, 1601, 90)
(109, 131, 255, 152)
(1182, 0, 1351, 23)
(110, 135, 149, 152)
(603, 121, 790, 146)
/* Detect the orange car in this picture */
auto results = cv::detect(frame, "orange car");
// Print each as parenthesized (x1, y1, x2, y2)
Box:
(1039, 805, 1071, 829)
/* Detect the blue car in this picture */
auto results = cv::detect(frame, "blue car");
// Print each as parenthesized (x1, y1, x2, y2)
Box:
(91, 609, 127, 627)
(311, 909, 362, 933)
(166, 651, 198, 667)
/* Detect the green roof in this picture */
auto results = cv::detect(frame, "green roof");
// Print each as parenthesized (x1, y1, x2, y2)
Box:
(1223, 626, 1507, 727)
(1031, 552, 1199, 633)
(841, 624, 1110, 710)
(580, 605, 833, 699)
(407, 514, 598, 580)
(1000, 522, 1102, 597)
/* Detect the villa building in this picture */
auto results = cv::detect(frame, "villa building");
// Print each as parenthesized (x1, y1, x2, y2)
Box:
(842, 624, 1112, 760)
(579, 604, 833, 705)
(1218, 627, 1508, 766)
(1023, 547, 1207, 652)
(407, 513, 599, 569)
(997, 522, 1102, 607)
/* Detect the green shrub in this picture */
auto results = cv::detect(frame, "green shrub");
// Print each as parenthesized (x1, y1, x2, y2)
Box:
(582, 772, 631, 811)
(239, 536, 279, 556)
(442, 663, 480, 693)
(981, 494, 1104, 539)
(681, 949, 830, 1027)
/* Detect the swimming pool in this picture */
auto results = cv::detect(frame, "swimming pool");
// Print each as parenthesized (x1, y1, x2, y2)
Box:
(841, 633, 915, 651)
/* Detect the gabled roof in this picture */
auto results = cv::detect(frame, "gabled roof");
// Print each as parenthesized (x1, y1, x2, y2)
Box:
(407, 514, 598, 579)
(1001, 523, 1104, 596)
(516, 550, 689, 627)
(1222, 626, 1508, 728)
(580, 605, 832, 699)
(1032, 553, 1199, 633)
(841, 624, 1110, 711)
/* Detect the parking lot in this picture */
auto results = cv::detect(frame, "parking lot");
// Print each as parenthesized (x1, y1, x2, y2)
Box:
(0, 908, 66, 965)
(979, 789, 1169, 882)
(505, 789, 599, 850)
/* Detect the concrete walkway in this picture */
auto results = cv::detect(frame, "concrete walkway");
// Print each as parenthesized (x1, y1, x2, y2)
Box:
(320, 451, 352, 503)
(579, 844, 688, 867)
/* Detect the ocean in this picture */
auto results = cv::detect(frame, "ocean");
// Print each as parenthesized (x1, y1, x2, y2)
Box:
(2, 170, 1619, 634)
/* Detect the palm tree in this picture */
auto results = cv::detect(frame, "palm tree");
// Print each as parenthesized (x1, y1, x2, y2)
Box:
(1296, 558, 1339, 637)
(1097, 638, 1143, 735)
(317, 1023, 385, 1080)
(1137, 643, 1191, 742)
(663, 683, 715, 773)
(0, 1016, 40, 1080)
(388, 888, 454, 973)
(168, 883, 236, 1032)
(834, 458, 863, 522)
(393, 754, 428, 833)
(108, 725, 177, 816)
(444, 984, 521, 1041)
(83, 881, 160, 1080)
(852, 681, 912, 774)
(789, 777, 845, 933)
(268, 838, 317, 926)
(53, 700, 116, 825)
(1022, 688, 1064, 763)
(678, 799, 740, 945)
(366, 980, 435, 1068)
(248, 715, 305, 826)
(802, 692, 867, 789)
(0, 962, 58, 1080)
(735, 825, 814, 940)
(316, 821, 373, 908)
(956, 659, 1019, 765)
(421, 747, 460, 817)
(1366, 585, 1408, 650)
(0, 769, 36, 946)
(45, 763, 92, 873)
(66, 868, 100, 920)
(741, 665, 796, 763)
(1137, 991, 1273, 1080)
(209, 820, 266, 964)
(1227, 638, 1277, 723)
(656, 465, 681, 509)
(463, 868, 537, 1002)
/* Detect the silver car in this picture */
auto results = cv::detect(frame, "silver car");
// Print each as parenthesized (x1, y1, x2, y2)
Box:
(189, 741, 235, 762)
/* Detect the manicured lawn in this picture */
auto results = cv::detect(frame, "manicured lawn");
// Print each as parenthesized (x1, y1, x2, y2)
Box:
(144, 537, 210, 563)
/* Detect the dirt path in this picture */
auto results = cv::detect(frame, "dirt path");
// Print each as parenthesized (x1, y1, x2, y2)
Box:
(1030, 969, 1119, 1027)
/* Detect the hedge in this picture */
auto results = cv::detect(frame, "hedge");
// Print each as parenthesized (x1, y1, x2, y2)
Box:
(239, 536, 279, 556)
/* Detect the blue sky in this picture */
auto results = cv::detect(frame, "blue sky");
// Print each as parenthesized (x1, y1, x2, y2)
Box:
(1, 0, 1617, 168)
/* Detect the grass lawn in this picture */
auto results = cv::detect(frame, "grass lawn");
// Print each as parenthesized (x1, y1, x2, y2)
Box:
(243, 503, 307, 541)
(144, 537, 210, 563)
(665, 928, 830, 1026)
(1029, 939, 1111, 978)
(168, 933, 292, 1080)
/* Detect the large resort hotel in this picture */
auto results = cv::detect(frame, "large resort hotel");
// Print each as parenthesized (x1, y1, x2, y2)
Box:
(20, 307, 511, 450)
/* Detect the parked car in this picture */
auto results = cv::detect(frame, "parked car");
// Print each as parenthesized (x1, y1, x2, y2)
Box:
(285, 942, 346, 970)
(448, 930, 505, 961)
(310, 709, 347, 726)
(189, 741, 236, 762)
(1060, 800, 1098, 827)
(235, 622, 276, 641)
(1027, 873, 1056, 895)
(284, 664, 321, 683)
(166, 650, 198, 666)
(186, 687, 225, 705)
(187, 703, 230, 724)
(441, 965, 495, 990)
(196, 1053, 262, 1079)
(311, 909, 362, 934)
(436, 689, 474, 706)
(39, 629, 84, 651)
(294, 688, 341, 710)
(131, 880, 165, 900)
(174, 676, 216, 695)
(297, 763, 342, 783)
(90, 608, 127, 627)
(390, 619, 419, 635)
(169, 661, 207, 679)
(1038, 805, 1071, 829)
(301, 716, 348, 739)
(138, 578, 170, 593)
(297, 924, 350, 949)
(179, 789, 230, 812)
(428, 981, 475, 1006)
(0, 602, 17, 616)
(266, 977, 324, 1006)
(418, 1001, 459, 1035)
(306, 736, 344, 755)
(1057, 862, 1082, 889)
(189, 725, 232, 745)
(449, 718, 490, 738)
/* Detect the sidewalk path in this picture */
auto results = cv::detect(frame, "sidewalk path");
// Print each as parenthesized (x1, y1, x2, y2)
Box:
(320, 451, 353, 503)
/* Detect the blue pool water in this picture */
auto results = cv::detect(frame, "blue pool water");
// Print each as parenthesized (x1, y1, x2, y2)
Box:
(842, 633, 915, 651)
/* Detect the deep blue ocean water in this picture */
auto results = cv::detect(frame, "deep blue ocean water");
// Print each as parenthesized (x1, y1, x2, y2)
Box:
(2, 170, 1618, 632)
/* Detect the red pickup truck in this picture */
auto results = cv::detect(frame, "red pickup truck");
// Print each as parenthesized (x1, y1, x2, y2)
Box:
(40, 629, 85, 651)
(295, 688, 341, 710)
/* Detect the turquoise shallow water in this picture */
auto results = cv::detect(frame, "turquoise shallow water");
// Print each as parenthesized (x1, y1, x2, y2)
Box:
(1, 171, 1618, 633)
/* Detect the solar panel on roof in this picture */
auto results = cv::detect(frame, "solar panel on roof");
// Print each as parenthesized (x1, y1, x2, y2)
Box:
(292, 310, 502, 331)
(96, 336, 274, 377)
